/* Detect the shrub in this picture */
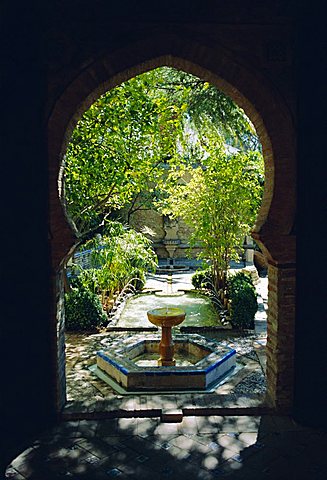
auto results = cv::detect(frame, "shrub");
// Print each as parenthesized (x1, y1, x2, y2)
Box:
(191, 268, 213, 289)
(228, 271, 253, 288)
(69, 222, 158, 300)
(227, 271, 257, 329)
(65, 287, 107, 331)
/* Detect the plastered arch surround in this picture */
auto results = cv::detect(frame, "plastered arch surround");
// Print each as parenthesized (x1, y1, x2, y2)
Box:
(48, 36, 296, 270)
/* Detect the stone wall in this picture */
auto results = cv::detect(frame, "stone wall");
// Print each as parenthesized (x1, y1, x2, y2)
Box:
(129, 209, 199, 259)
(129, 209, 165, 243)
(55, 271, 67, 411)
(266, 263, 296, 411)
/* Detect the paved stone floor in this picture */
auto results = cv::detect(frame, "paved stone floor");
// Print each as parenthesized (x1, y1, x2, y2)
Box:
(6, 415, 327, 479)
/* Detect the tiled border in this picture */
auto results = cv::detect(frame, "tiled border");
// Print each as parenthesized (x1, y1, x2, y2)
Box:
(96, 335, 236, 391)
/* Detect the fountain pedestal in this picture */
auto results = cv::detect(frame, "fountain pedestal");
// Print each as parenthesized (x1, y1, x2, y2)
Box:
(159, 326, 175, 366)
(147, 307, 186, 366)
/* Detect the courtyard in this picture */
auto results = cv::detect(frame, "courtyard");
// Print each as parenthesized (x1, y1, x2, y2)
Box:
(64, 270, 268, 417)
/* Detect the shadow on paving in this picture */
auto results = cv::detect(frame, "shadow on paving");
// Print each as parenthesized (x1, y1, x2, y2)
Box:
(6, 416, 327, 480)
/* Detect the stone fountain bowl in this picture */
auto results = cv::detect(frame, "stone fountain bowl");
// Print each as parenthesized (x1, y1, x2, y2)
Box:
(147, 307, 186, 327)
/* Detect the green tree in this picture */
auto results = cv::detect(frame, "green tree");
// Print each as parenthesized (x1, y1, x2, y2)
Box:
(64, 67, 260, 238)
(149, 67, 259, 151)
(161, 121, 264, 290)
(64, 70, 183, 237)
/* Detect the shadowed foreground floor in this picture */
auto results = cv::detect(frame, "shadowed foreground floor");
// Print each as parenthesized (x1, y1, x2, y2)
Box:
(6, 415, 327, 479)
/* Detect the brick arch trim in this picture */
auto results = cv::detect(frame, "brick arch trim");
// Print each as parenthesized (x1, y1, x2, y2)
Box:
(48, 33, 296, 270)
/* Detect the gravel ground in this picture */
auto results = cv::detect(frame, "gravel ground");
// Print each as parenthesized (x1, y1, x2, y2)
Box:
(231, 371, 266, 395)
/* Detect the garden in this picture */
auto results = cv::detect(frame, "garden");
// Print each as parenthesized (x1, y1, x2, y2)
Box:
(62, 66, 267, 406)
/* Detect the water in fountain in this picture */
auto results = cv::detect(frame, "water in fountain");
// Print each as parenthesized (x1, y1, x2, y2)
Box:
(134, 351, 200, 367)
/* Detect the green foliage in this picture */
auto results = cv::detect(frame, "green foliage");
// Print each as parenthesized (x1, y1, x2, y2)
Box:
(70, 222, 157, 299)
(64, 287, 107, 331)
(227, 272, 258, 329)
(147, 67, 259, 151)
(228, 271, 254, 287)
(64, 66, 263, 296)
(161, 120, 264, 290)
(191, 268, 213, 289)
(64, 66, 261, 237)
(64, 69, 183, 235)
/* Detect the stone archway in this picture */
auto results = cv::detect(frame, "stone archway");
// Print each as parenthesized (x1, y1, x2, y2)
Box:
(47, 33, 296, 413)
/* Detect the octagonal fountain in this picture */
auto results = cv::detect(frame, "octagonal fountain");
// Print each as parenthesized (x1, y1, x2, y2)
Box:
(95, 306, 236, 392)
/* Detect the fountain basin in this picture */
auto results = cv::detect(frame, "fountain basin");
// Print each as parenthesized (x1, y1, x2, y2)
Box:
(147, 307, 185, 327)
(96, 334, 236, 391)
